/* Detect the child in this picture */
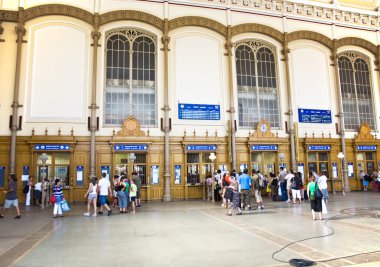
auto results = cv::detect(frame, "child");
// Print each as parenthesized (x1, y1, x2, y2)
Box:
(83, 177, 98, 217)
(129, 179, 137, 214)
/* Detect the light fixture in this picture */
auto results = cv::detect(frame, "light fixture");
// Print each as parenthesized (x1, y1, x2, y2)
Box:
(337, 152, 344, 159)
(279, 153, 285, 161)
(41, 153, 48, 165)
(129, 153, 136, 163)
(209, 152, 216, 162)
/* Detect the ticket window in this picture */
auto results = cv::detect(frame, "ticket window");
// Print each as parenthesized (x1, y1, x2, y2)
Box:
(251, 152, 276, 176)
(36, 153, 70, 187)
(115, 153, 147, 185)
(356, 152, 376, 176)
(186, 152, 214, 184)
(308, 152, 329, 177)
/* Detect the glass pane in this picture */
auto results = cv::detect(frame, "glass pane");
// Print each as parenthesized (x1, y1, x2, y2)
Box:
(263, 152, 275, 162)
(319, 163, 329, 174)
(356, 152, 364, 161)
(318, 152, 328, 162)
(135, 165, 146, 185)
(115, 154, 129, 164)
(365, 152, 374, 161)
(202, 153, 212, 164)
(186, 164, 199, 184)
(54, 166, 69, 187)
(54, 153, 70, 165)
(37, 154, 52, 165)
(308, 153, 317, 162)
(202, 164, 212, 176)
(135, 154, 146, 164)
(308, 162, 317, 173)
(187, 153, 199, 163)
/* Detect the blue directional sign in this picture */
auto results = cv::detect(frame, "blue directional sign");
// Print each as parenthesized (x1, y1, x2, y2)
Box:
(186, 145, 217, 151)
(357, 145, 377, 151)
(34, 144, 70, 150)
(251, 145, 278, 151)
(178, 103, 220, 120)
(308, 145, 331, 151)
(298, 109, 332, 124)
(114, 144, 148, 151)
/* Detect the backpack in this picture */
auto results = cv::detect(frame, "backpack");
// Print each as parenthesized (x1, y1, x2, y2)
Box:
(23, 185, 29, 194)
(258, 177, 265, 191)
(291, 178, 297, 189)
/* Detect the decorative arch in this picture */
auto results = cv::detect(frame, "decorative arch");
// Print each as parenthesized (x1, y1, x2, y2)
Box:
(168, 16, 227, 37)
(0, 10, 18, 22)
(336, 37, 378, 56)
(231, 23, 284, 43)
(24, 4, 93, 25)
(287, 31, 333, 49)
(99, 10, 164, 30)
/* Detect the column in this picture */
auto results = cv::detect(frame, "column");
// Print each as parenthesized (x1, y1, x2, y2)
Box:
(10, 8, 26, 174)
(332, 41, 350, 192)
(162, 19, 172, 201)
(226, 25, 237, 171)
(89, 14, 100, 178)
(282, 33, 296, 171)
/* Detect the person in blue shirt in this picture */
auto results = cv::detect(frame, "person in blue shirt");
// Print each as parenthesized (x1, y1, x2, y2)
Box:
(238, 169, 252, 210)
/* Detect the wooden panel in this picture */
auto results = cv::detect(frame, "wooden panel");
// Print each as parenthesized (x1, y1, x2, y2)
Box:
(73, 189, 87, 203)
(150, 187, 163, 200)
(171, 187, 184, 199)
(174, 154, 182, 162)
(100, 153, 112, 164)
(150, 154, 160, 164)
(75, 152, 86, 165)
(187, 185, 203, 199)
(239, 153, 248, 162)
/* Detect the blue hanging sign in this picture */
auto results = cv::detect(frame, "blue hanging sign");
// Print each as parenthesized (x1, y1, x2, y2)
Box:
(251, 145, 278, 151)
(178, 103, 220, 120)
(308, 145, 331, 151)
(186, 145, 217, 151)
(357, 145, 377, 151)
(101, 166, 110, 180)
(114, 144, 148, 151)
(298, 109, 332, 124)
(34, 144, 70, 151)
(0, 166, 5, 187)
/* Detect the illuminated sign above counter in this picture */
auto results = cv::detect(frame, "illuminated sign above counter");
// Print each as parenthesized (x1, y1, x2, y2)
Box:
(34, 144, 70, 150)
(114, 144, 148, 151)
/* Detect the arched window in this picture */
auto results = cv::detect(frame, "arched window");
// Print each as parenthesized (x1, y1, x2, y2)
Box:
(104, 29, 156, 126)
(235, 41, 279, 128)
(338, 53, 375, 130)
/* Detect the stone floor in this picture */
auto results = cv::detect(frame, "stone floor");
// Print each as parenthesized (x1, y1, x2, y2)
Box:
(0, 191, 380, 267)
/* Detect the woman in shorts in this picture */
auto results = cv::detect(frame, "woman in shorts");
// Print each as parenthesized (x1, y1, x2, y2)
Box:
(83, 177, 98, 217)
(129, 179, 137, 214)
(0, 174, 21, 219)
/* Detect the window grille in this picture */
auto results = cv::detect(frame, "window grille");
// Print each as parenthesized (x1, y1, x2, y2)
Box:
(235, 40, 280, 128)
(104, 29, 157, 127)
(338, 52, 375, 130)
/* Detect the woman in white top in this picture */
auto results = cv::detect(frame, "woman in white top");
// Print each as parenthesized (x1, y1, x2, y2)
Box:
(83, 177, 98, 217)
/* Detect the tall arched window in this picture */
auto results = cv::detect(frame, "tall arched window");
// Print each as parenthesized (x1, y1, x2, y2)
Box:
(235, 40, 279, 128)
(104, 29, 156, 126)
(338, 52, 375, 130)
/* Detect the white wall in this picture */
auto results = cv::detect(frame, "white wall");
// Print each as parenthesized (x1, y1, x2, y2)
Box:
(23, 21, 90, 129)
(290, 41, 337, 136)
(170, 28, 227, 136)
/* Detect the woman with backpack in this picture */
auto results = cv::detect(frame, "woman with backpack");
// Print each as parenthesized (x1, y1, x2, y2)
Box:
(291, 173, 303, 204)
(83, 177, 98, 217)
(307, 174, 322, 220)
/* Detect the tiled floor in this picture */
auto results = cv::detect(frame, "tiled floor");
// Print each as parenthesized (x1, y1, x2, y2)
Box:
(1, 192, 380, 266)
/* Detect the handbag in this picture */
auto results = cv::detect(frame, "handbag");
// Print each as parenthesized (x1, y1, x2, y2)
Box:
(315, 184, 323, 200)
(50, 195, 56, 204)
(266, 185, 271, 193)
(61, 199, 71, 212)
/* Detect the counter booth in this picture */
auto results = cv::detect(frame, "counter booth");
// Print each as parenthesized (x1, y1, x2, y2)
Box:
(353, 145, 378, 191)
(249, 144, 280, 177)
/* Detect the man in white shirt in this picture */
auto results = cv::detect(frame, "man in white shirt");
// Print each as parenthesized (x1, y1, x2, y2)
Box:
(284, 170, 294, 203)
(98, 172, 112, 215)
(317, 171, 328, 202)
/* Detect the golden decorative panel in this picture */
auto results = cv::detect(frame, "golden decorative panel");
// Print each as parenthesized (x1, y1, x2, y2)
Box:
(174, 154, 182, 163)
(232, 23, 284, 43)
(251, 119, 276, 138)
(355, 123, 375, 141)
(99, 10, 164, 30)
(150, 154, 160, 164)
(117, 116, 145, 137)
(287, 31, 333, 49)
(100, 154, 112, 164)
(168, 16, 227, 36)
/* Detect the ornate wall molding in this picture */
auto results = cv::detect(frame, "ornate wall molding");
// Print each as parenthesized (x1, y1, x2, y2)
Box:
(0, 10, 18, 22)
(168, 16, 227, 36)
(336, 37, 378, 56)
(99, 10, 164, 30)
(117, 116, 146, 137)
(231, 23, 284, 43)
(355, 124, 375, 141)
(287, 31, 333, 49)
(24, 5, 93, 25)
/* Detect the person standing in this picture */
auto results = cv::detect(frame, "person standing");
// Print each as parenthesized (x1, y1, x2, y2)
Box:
(98, 172, 112, 216)
(307, 175, 322, 220)
(132, 171, 142, 207)
(83, 177, 98, 217)
(41, 178, 50, 208)
(317, 171, 329, 202)
(238, 169, 252, 210)
(279, 167, 287, 201)
(25, 176, 33, 206)
(270, 172, 278, 201)
(34, 180, 42, 205)
(226, 178, 242, 216)
(52, 179, 64, 218)
(252, 170, 264, 209)
(116, 176, 127, 213)
(284, 170, 295, 203)
(129, 179, 137, 214)
(0, 174, 21, 219)
(291, 173, 302, 204)
(206, 174, 213, 201)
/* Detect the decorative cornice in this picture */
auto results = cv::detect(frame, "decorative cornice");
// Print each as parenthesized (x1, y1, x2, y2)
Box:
(336, 37, 378, 56)
(99, 10, 164, 30)
(287, 30, 333, 49)
(0, 10, 18, 22)
(168, 16, 227, 36)
(231, 23, 284, 43)
(24, 4, 93, 25)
